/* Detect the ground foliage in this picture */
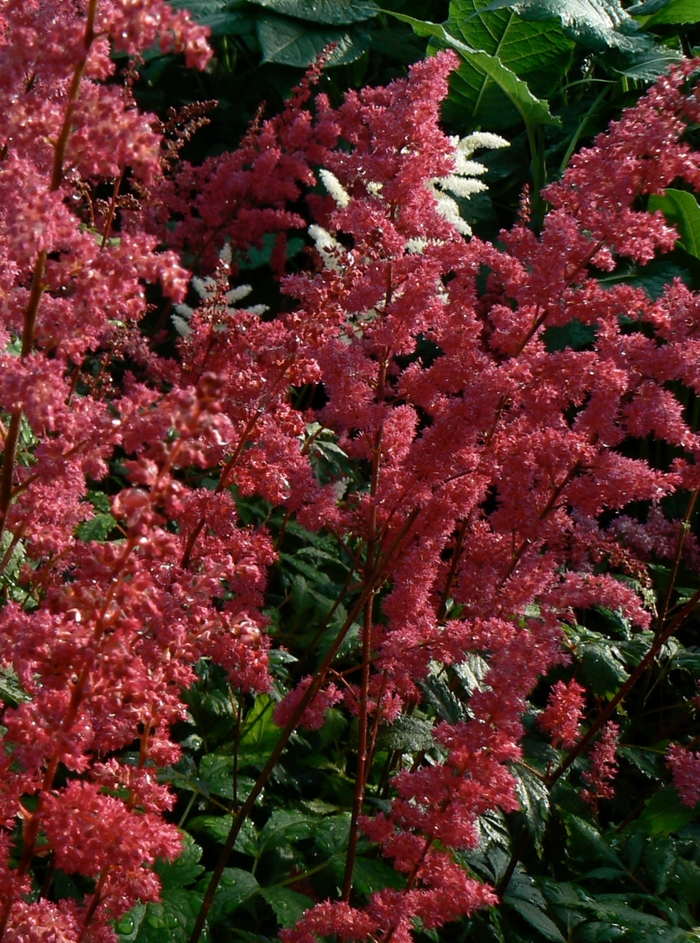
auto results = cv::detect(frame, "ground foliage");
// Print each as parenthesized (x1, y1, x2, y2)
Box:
(2, 2, 700, 943)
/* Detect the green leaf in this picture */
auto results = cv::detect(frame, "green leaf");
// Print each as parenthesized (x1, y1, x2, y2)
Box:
(342, 856, 406, 894)
(314, 812, 352, 855)
(646, 0, 700, 23)
(508, 898, 566, 941)
(154, 834, 206, 889)
(481, 0, 654, 53)
(638, 787, 698, 836)
(377, 715, 435, 753)
(563, 814, 626, 869)
(444, 0, 574, 125)
(419, 674, 466, 724)
(260, 886, 315, 927)
(206, 867, 260, 925)
(514, 764, 550, 853)
(238, 694, 281, 764)
(389, 13, 559, 128)
(256, 13, 371, 65)
(580, 642, 629, 698)
(75, 512, 117, 542)
(0, 666, 29, 706)
(259, 810, 315, 850)
(649, 189, 700, 259)
(168, 0, 253, 34)
(246, 0, 378, 24)
(643, 834, 677, 894)
(198, 754, 236, 799)
(188, 814, 259, 856)
(117, 890, 207, 943)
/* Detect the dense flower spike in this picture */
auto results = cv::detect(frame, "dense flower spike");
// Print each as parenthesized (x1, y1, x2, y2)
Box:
(1, 1, 700, 939)
(540, 679, 587, 749)
(667, 743, 700, 807)
(581, 722, 620, 807)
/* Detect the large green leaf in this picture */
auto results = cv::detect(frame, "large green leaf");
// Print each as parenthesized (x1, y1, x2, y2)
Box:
(478, 0, 653, 52)
(649, 189, 700, 259)
(246, 0, 378, 24)
(256, 12, 371, 65)
(448, 0, 574, 119)
(390, 13, 559, 128)
(645, 0, 700, 23)
(168, 0, 253, 35)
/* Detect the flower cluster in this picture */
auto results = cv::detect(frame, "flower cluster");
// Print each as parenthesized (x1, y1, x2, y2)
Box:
(1, 1, 700, 940)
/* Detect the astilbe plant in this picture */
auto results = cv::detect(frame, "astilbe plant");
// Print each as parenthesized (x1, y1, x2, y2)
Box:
(1, 1, 700, 940)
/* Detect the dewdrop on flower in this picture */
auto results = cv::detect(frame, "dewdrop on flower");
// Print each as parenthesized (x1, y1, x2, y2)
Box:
(428, 131, 509, 237)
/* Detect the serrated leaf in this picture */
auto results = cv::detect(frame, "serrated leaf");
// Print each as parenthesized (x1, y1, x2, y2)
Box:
(390, 13, 559, 129)
(259, 810, 315, 849)
(580, 642, 628, 697)
(444, 0, 574, 126)
(260, 886, 314, 927)
(612, 45, 681, 79)
(188, 814, 259, 856)
(643, 834, 676, 894)
(419, 674, 466, 723)
(207, 868, 260, 925)
(0, 667, 29, 706)
(480, 0, 654, 53)
(563, 814, 626, 869)
(238, 694, 281, 763)
(514, 764, 550, 853)
(198, 754, 236, 799)
(649, 189, 700, 259)
(246, 0, 378, 24)
(343, 856, 405, 894)
(314, 812, 351, 855)
(377, 715, 435, 753)
(76, 512, 117, 542)
(256, 13, 370, 65)
(118, 889, 207, 942)
(646, 0, 700, 23)
(154, 833, 205, 889)
(507, 897, 566, 941)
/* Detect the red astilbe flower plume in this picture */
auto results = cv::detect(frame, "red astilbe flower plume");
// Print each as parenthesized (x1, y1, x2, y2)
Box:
(540, 679, 587, 749)
(274, 56, 700, 941)
(2, 0, 700, 935)
(667, 742, 700, 807)
(582, 722, 620, 807)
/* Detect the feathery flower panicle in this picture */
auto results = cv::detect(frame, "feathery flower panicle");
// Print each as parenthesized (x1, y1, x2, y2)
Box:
(539, 679, 587, 749)
(667, 743, 700, 807)
(582, 722, 620, 806)
(1, 2, 700, 936)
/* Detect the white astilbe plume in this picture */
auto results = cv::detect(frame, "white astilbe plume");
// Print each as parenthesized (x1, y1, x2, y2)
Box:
(309, 224, 347, 271)
(319, 168, 351, 208)
(428, 131, 509, 236)
(172, 245, 266, 338)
